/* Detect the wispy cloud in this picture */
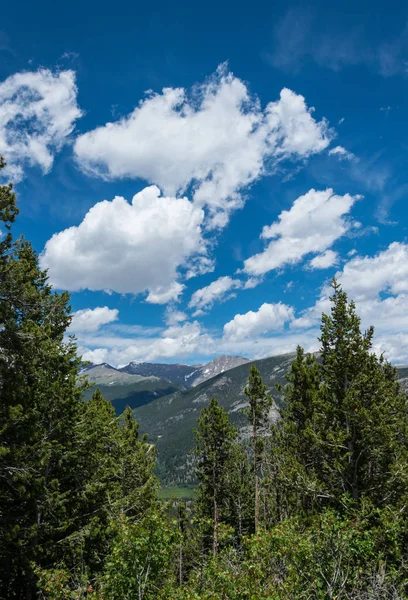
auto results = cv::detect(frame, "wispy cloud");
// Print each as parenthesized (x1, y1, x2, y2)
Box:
(266, 8, 408, 77)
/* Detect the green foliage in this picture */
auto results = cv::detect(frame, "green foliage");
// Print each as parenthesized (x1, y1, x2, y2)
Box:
(0, 159, 159, 598)
(0, 157, 87, 596)
(3, 152, 408, 599)
(194, 397, 238, 556)
(174, 508, 408, 599)
(244, 364, 272, 531)
(102, 511, 179, 600)
(271, 279, 408, 517)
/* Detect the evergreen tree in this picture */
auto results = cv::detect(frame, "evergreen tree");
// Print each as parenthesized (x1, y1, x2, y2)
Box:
(273, 279, 408, 515)
(70, 395, 158, 578)
(223, 442, 254, 540)
(0, 236, 86, 597)
(244, 365, 272, 531)
(0, 159, 159, 597)
(194, 397, 237, 557)
(117, 406, 158, 517)
(269, 346, 322, 518)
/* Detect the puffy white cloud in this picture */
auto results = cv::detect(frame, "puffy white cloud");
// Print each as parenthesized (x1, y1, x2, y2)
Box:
(309, 249, 338, 269)
(189, 276, 242, 315)
(328, 145, 356, 161)
(146, 281, 185, 305)
(79, 320, 213, 365)
(336, 242, 408, 301)
(0, 69, 82, 181)
(243, 188, 359, 276)
(77, 311, 319, 366)
(223, 302, 294, 341)
(40, 185, 207, 300)
(164, 308, 188, 326)
(74, 64, 332, 226)
(70, 306, 119, 332)
(292, 242, 408, 363)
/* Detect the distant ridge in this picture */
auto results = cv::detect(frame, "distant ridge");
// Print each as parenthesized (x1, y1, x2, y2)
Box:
(118, 355, 250, 388)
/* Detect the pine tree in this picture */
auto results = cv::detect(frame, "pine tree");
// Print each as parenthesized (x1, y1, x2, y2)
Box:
(117, 405, 158, 517)
(244, 365, 272, 532)
(71, 395, 159, 577)
(223, 442, 254, 539)
(0, 240, 86, 597)
(194, 397, 237, 558)
(317, 280, 408, 508)
(273, 279, 408, 515)
(270, 346, 322, 518)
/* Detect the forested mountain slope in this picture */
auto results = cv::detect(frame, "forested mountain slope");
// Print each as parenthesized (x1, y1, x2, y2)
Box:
(82, 364, 182, 413)
(133, 355, 408, 484)
(133, 352, 296, 483)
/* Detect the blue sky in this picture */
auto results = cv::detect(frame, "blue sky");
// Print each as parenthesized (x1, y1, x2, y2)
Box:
(1, 0, 408, 366)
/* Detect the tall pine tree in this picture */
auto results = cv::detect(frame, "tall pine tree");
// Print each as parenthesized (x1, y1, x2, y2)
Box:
(194, 397, 237, 558)
(0, 163, 86, 597)
(244, 365, 272, 532)
(273, 279, 408, 515)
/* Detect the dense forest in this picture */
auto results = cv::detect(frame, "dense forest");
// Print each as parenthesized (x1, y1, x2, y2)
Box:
(2, 157, 408, 599)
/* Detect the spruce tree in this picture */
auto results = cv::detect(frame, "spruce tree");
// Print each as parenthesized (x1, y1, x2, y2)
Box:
(0, 239, 86, 597)
(274, 279, 408, 515)
(194, 397, 237, 557)
(244, 365, 272, 531)
(117, 405, 158, 516)
(72, 395, 159, 576)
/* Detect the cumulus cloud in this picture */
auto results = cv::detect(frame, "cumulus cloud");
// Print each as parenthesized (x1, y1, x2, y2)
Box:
(223, 302, 294, 341)
(309, 249, 338, 269)
(293, 242, 408, 363)
(74, 64, 332, 227)
(189, 276, 242, 315)
(40, 185, 206, 301)
(335, 242, 408, 301)
(79, 320, 213, 365)
(243, 188, 359, 276)
(145, 282, 185, 305)
(0, 69, 82, 181)
(69, 306, 119, 332)
(76, 310, 318, 367)
(164, 308, 188, 326)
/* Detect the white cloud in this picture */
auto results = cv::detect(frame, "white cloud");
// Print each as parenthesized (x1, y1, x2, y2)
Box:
(328, 145, 356, 161)
(74, 64, 332, 227)
(164, 308, 188, 326)
(335, 242, 408, 301)
(292, 242, 408, 363)
(145, 281, 185, 305)
(71, 243, 408, 366)
(189, 276, 242, 314)
(79, 320, 213, 365)
(268, 7, 408, 77)
(223, 302, 294, 341)
(243, 188, 359, 276)
(309, 249, 338, 269)
(70, 306, 119, 332)
(77, 311, 317, 367)
(40, 185, 207, 301)
(0, 69, 82, 181)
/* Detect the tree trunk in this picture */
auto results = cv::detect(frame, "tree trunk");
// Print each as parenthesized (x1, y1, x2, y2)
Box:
(213, 495, 218, 559)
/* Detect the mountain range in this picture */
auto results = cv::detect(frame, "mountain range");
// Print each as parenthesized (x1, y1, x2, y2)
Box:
(82, 355, 250, 414)
(83, 355, 408, 485)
